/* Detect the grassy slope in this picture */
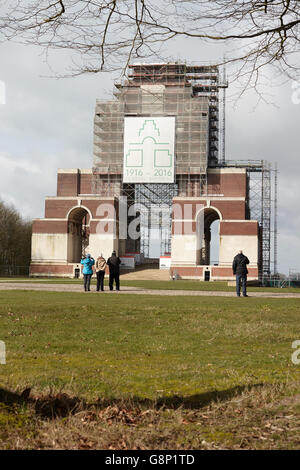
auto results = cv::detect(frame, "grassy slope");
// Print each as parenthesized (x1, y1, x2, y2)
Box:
(0, 290, 300, 449)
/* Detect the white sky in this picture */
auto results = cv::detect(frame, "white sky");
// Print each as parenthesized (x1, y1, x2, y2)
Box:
(0, 38, 299, 275)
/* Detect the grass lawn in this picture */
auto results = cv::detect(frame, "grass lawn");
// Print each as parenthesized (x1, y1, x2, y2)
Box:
(1, 277, 300, 294)
(0, 290, 300, 449)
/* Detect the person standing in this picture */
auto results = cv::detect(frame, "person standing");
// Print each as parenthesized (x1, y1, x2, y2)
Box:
(107, 250, 121, 291)
(232, 250, 249, 297)
(95, 254, 107, 292)
(80, 253, 95, 292)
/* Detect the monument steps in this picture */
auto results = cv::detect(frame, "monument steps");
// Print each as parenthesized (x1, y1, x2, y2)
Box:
(120, 267, 170, 280)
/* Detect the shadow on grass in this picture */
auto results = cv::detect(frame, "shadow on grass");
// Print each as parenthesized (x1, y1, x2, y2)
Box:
(0, 387, 81, 418)
(154, 383, 265, 409)
(0, 383, 265, 419)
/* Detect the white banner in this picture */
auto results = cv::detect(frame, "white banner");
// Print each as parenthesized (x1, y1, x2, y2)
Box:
(123, 117, 175, 183)
(159, 256, 171, 270)
(120, 256, 135, 269)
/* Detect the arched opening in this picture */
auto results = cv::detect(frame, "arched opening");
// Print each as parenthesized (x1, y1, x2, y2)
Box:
(197, 207, 220, 265)
(67, 207, 90, 263)
(210, 219, 220, 265)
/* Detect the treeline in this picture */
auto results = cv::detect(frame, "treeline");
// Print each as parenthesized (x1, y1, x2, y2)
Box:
(0, 200, 32, 267)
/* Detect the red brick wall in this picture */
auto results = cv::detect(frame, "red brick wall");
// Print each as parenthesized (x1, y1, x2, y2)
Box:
(32, 220, 68, 234)
(57, 173, 79, 197)
(211, 266, 258, 277)
(30, 264, 74, 275)
(170, 266, 204, 277)
(56, 171, 93, 196)
(212, 200, 245, 220)
(170, 265, 258, 279)
(172, 200, 207, 220)
(172, 199, 246, 221)
(207, 172, 246, 197)
(45, 199, 78, 218)
(80, 174, 93, 194)
(81, 199, 116, 219)
(220, 221, 258, 236)
(43, 197, 118, 221)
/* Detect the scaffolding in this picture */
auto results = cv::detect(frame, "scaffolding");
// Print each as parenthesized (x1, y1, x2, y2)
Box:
(92, 63, 221, 257)
(218, 63, 228, 164)
(121, 182, 178, 258)
(273, 162, 278, 275)
(219, 159, 277, 281)
(93, 63, 220, 183)
(91, 63, 276, 272)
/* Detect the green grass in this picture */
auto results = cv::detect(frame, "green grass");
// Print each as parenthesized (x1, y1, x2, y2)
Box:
(1, 277, 300, 294)
(122, 280, 300, 293)
(1, 290, 300, 398)
(1, 290, 300, 449)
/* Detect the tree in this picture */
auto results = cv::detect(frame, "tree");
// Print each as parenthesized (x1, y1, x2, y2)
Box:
(0, 200, 32, 271)
(0, 1, 299, 90)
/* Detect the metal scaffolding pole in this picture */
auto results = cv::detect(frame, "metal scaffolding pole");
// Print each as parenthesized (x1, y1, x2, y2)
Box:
(261, 160, 271, 281)
(220, 159, 273, 282)
(218, 63, 228, 164)
(273, 162, 278, 275)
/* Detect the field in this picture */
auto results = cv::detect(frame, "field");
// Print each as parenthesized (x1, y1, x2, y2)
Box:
(0, 288, 300, 449)
(2, 277, 300, 294)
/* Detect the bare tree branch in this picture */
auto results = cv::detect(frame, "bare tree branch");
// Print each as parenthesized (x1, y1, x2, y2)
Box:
(0, 0, 300, 92)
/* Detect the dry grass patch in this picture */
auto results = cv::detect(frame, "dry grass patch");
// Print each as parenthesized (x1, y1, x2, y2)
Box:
(1, 382, 300, 450)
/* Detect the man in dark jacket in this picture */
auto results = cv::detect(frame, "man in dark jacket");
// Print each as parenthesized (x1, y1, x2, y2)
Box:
(232, 250, 250, 297)
(107, 250, 121, 291)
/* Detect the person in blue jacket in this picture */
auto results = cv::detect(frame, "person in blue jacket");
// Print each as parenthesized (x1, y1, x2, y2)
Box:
(80, 253, 95, 291)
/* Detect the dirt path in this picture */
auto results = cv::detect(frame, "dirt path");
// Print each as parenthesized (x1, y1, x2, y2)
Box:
(1, 282, 300, 298)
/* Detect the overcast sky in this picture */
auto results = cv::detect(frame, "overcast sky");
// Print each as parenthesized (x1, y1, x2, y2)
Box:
(0, 37, 299, 275)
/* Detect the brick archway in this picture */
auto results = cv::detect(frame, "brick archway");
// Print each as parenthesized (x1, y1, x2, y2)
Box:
(197, 207, 221, 265)
(67, 207, 90, 263)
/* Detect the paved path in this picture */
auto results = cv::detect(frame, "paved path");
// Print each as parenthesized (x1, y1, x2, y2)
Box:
(1, 282, 300, 298)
